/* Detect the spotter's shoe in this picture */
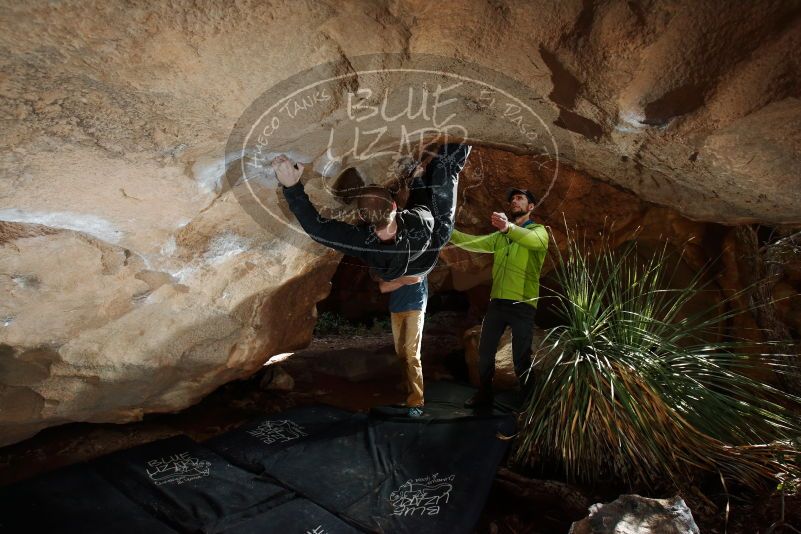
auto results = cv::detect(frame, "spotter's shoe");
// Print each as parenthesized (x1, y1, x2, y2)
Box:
(464, 389, 494, 409)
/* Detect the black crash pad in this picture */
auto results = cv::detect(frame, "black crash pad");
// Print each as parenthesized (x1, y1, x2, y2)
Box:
(0, 462, 178, 534)
(92, 434, 292, 533)
(206, 383, 515, 533)
(210, 410, 385, 514)
(220, 497, 362, 533)
(204, 404, 354, 474)
(349, 414, 514, 533)
(0, 382, 517, 534)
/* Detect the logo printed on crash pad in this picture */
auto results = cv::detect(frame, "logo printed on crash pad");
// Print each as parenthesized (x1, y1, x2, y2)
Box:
(305, 526, 326, 534)
(246, 419, 308, 445)
(145, 451, 212, 486)
(389, 473, 455, 517)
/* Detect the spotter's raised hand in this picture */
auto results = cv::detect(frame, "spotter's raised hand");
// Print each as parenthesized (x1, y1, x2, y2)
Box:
(491, 211, 510, 233)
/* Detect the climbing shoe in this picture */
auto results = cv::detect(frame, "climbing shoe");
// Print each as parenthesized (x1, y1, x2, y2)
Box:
(407, 406, 424, 418)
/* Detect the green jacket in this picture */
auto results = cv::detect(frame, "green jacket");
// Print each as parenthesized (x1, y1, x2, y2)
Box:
(450, 220, 549, 308)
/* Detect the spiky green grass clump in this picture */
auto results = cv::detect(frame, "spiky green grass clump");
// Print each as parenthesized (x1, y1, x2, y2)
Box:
(514, 236, 801, 489)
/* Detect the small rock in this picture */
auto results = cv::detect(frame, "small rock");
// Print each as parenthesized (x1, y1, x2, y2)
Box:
(569, 494, 699, 534)
(259, 365, 295, 392)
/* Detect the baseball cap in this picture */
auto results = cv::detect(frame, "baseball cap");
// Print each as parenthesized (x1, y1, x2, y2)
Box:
(506, 187, 536, 204)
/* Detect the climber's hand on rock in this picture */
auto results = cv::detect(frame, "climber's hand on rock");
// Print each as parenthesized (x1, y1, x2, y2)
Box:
(271, 155, 303, 187)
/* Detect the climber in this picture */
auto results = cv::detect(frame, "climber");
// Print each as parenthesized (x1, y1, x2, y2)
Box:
(272, 142, 472, 281)
(449, 188, 549, 409)
(376, 272, 428, 418)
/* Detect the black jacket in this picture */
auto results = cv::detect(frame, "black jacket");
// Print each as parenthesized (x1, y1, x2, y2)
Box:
(282, 183, 435, 281)
(282, 144, 470, 280)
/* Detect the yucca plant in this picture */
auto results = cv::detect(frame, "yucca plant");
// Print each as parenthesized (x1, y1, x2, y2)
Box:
(513, 232, 801, 490)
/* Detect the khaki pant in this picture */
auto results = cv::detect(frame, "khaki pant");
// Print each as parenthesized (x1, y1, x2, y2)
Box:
(390, 310, 425, 407)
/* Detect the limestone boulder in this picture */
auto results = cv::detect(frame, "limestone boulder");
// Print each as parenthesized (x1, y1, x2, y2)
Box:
(0, 174, 340, 446)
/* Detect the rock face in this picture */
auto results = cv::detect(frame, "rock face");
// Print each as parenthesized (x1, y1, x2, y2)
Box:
(1, 1, 800, 446)
(569, 495, 700, 534)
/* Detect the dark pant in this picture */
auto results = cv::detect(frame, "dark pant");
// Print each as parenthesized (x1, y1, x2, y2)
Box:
(407, 144, 471, 251)
(478, 299, 537, 389)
